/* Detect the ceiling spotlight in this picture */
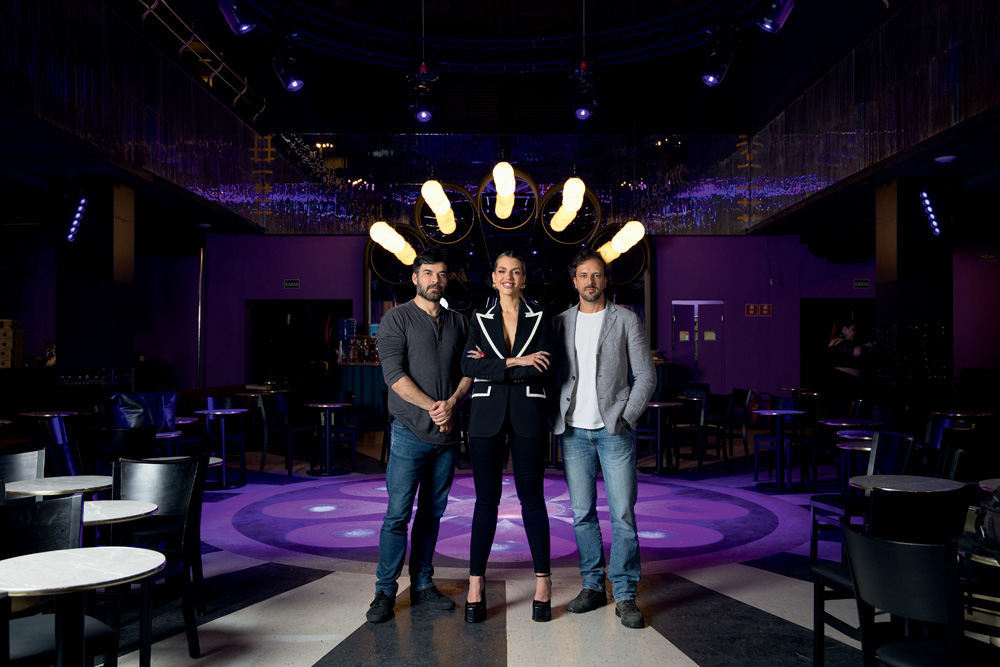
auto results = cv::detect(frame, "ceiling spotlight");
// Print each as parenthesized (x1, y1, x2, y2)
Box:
(919, 187, 945, 237)
(571, 61, 597, 120)
(409, 63, 437, 123)
(218, 0, 255, 34)
(757, 0, 795, 34)
(701, 37, 735, 87)
(273, 36, 304, 91)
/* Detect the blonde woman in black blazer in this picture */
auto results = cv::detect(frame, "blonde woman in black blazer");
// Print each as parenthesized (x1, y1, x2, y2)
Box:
(461, 251, 553, 623)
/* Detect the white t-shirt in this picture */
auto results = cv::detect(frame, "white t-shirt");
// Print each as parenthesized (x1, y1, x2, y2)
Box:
(566, 309, 605, 429)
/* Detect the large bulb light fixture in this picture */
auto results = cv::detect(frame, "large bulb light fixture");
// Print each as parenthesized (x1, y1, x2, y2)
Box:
(421, 180, 456, 234)
(597, 220, 646, 263)
(273, 36, 304, 91)
(492, 162, 516, 219)
(551, 177, 586, 232)
(919, 189, 942, 236)
(370, 221, 417, 265)
(701, 35, 735, 87)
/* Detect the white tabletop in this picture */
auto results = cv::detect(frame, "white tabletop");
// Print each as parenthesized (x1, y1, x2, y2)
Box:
(83, 500, 158, 527)
(0, 546, 165, 596)
(145, 455, 223, 467)
(980, 478, 1000, 492)
(5, 475, 112, 498)
(304, 403, 350, 409)
(194, 408, 248, 416)
(155, 430, 183, 439)
(849, 474, 966, 493)
(753, 410, 806, 416)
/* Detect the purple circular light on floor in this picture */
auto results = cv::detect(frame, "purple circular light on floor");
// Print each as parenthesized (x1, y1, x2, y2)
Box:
(229, 472, 793, 568)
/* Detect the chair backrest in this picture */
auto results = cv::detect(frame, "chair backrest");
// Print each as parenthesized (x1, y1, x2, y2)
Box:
(114, 456, 207, 552)
(0, 448, 45, 483)
(843, 522, 965, 665)
(866, 431, 914, 476)
(90, 426, 157, 473)
(867, 485, 970, 544)
(924, 414, 967, 449)
(845, 399, 863, 419)
(0, 494, 83, 558)
(867, 404, 905, 432)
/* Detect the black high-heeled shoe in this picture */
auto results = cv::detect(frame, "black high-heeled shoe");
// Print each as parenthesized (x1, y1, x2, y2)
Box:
(532, 573, 551, 622)
(465, 580, 486, 623)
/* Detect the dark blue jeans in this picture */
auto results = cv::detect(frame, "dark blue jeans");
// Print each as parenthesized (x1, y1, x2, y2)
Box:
(375, 420, 457, 597)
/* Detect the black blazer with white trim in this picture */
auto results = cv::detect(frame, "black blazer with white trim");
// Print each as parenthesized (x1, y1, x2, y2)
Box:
(461, 301, 552, 439)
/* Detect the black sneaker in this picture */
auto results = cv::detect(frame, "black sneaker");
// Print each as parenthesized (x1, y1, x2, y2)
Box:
(615, 599, 645, 628)
(566, 588, 608, 614)
(410, 585, 456, 610)
(366, 591, 396, 623)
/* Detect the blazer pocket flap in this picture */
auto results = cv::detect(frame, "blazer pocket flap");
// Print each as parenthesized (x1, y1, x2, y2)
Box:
(526, 385, 547, 398)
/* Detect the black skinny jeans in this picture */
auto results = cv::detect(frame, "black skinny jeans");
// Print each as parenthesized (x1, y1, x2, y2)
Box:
(468, 414, 551, 576)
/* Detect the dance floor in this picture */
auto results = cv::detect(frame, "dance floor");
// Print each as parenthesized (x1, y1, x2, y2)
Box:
(114, 449, 863, 667)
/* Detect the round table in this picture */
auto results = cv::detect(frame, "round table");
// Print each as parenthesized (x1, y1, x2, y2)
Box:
(146, 455, 223, 467)
(980, 478, 1000, 493)
(304, 403, 352, 476)
(849, 474, 965, 493)
(5, 475, 112, 498)
(637, 401, 683, 475)
(936, 411, 994, 418)
(753, 409, 807, 492)
(837, 429, 875, 441)
(0, 546, 165, 667)
(194, 408, 248, 489)
(820, 418, 880, 427)
(82, 500, 158, 527)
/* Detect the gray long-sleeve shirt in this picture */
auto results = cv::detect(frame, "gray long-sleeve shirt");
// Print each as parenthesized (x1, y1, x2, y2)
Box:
(376, 299, 469, 445)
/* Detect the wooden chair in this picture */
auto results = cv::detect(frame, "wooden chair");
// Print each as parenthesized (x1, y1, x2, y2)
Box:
(0, 494, 120, 667)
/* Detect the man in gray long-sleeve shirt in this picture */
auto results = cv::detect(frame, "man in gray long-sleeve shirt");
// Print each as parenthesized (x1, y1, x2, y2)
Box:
(366, 246, 472, 623)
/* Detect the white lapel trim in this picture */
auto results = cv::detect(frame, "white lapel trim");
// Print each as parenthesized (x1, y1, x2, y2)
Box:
(514, 309, 543, 358)
(476, 304, 504, 359)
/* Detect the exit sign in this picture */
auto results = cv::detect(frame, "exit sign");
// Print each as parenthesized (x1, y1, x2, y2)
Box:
(284, 279, 301, 289)
(854, 279, 870, 289)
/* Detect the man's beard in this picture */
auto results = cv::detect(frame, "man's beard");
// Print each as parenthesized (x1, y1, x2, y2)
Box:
(579, 286, 603, 303)
(417, 284, 443, 302)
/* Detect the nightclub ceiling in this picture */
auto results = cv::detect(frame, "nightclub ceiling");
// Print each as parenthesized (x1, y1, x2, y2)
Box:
(1, 0, 999, 258)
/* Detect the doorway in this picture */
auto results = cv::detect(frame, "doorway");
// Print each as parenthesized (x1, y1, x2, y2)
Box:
(245, 300, 353, 387)
(671, 301, 725, 392)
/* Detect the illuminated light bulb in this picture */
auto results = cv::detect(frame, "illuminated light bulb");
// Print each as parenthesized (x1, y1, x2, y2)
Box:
(611, 220, 646, 253)
(395, 245, 417, 265)
(369, 221, 392, 245)
(564, 177, 585, 200)
(493, 162, 516, 197)
(597, 242, 620, 263)
(421, 180, 450, 215)
(550, 206, 576, 232)
(495, 193, 515, 219)
(437, 209, 456, 235)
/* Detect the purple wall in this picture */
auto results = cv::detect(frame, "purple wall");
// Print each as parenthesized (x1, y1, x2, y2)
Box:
(202, 235, 368, 387)
(652, 236, 877, 395)
(134, 255, 201, 389)
(953, 243, 1000, 372)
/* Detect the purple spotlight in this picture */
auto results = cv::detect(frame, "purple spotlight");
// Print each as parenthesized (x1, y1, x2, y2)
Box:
(79, 198, 88, 205)
(919, 191, 928, 198)
(702, 74, 719, 86)
(757, 0, 795, 34)
(219, 0, 256, 34)
(67, 234, 75, 242)
(574, 107, 592, 120)
(71, 220, 80, 228)
(416, 109, 432, 122)
(932, 228, 941, 235)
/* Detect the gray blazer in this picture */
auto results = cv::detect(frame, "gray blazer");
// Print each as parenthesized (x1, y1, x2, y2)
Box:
(551, 301, 656, 436)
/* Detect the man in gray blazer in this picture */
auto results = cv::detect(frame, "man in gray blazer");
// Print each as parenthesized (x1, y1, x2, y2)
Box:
(552, 248, 656, 628)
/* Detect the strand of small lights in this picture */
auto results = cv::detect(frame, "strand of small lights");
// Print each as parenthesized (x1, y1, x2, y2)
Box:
(919, 189, 941, 236)
(67, 194, 87, 242)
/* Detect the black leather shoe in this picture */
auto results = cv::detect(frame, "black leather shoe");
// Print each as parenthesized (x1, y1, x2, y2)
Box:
(410, 585, 455, 610)
(566, 588, 607, 614)
(533, 573, 551, 622)
(465, 583, 486, 623)
(366, 591, 395, 623)
(615, 599, 645, 628)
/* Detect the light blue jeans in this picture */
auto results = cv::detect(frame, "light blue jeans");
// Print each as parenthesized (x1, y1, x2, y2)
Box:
(561, 424, 640, 601)
(375, 421, 457, 597)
